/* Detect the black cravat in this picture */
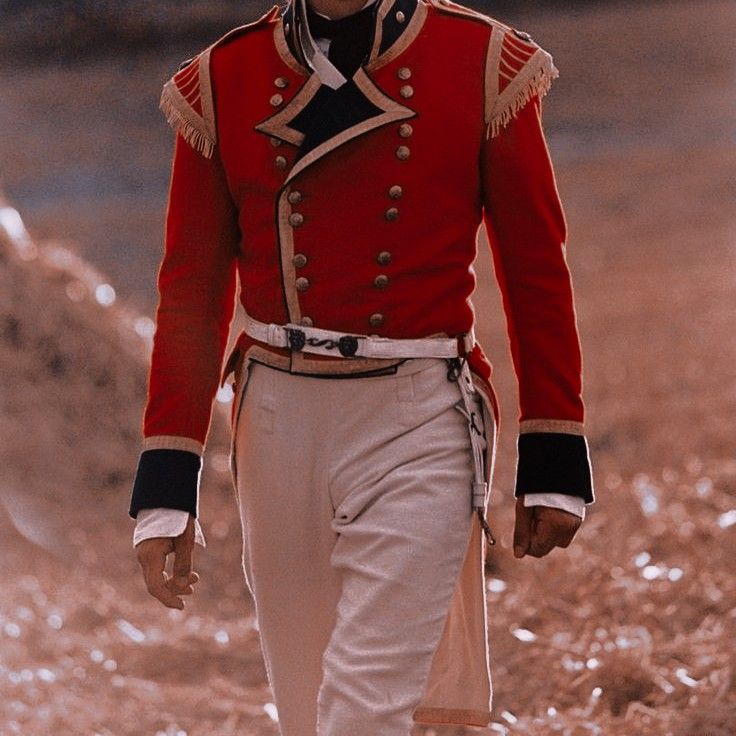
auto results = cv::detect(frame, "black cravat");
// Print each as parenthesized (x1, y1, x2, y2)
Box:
(305, 3, 376, 77)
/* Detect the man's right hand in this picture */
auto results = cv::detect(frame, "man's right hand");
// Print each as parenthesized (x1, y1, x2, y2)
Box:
(135, 514, 200, 609)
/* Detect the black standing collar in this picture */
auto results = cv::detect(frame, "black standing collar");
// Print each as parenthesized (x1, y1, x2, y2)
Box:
(280, 0, 422, 73)
(304, 1, 378, 77)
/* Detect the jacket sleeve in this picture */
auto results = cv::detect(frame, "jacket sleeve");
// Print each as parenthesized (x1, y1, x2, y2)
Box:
(128, 132, 240, 519)
(480, 31, 594, 503)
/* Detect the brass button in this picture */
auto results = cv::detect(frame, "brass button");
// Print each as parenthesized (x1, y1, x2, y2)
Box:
(396, 145, 410, 161)
(270, 93, 284, 107)
(513, 29, 534, 43)
(374, 274, 389, 289)
(293, 253, 308, 268)
(289, 212, 304, 227)
(400, 85, 414, 99)
(397, 67, 412, 80)
(389, 185, 403, 200)
(270, 137, 282, 147)
(396, 10, 406, 22)
(275, 155, 287, 169)
(369, 313, 384, 327)
(398, 123, 413, 139)
(288, 190, 303, 205)
(377, 251, 392, 265)
(274, 76, 289, 88)
(385, 207, 399, 222)
(296, 277, 310, 292)
(300, 316, 313, 327)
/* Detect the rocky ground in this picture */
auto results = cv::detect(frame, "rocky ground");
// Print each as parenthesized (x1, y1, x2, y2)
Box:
(0, 1, 734, 734)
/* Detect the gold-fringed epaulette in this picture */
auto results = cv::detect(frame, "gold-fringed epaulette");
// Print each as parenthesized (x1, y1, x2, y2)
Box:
(159, 4, 281, 158)
(482, 22, 559, 140)
(427, 0, 558, 140)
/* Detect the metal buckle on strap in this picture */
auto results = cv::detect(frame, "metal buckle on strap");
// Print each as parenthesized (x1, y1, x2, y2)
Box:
(338, 335, 359, 357)
(285, 327, 306, 352)
(286, 327, 361, 357)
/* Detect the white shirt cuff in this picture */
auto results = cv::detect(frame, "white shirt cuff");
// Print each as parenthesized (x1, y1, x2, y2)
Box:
(523, 493, 586, 520)
(133, 508, 207, 548)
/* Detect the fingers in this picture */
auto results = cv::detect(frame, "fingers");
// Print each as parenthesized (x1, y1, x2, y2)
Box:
(136, 517, 201, 609)
(513, 497, 535, 558)
(526, 513, 558, 558)
(525, 506, 582, 559)
(172, 515, 197, 592)
(137, 538, 187, 609)
(165, 571, 199, 596)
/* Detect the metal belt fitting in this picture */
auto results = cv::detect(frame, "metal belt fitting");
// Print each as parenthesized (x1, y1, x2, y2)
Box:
(245, 313, 475, 360)
(447, 357, 496, 546)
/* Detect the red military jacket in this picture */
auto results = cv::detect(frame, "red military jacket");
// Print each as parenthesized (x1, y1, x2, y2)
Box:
(130, 0, 592, 533)
(129, 0, 594, 726)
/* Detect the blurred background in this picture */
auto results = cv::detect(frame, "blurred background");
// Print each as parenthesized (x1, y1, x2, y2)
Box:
(1, 1, 734, 734)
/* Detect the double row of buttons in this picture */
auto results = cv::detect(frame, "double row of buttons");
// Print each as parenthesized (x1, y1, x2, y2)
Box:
(270, 64, 417, 332)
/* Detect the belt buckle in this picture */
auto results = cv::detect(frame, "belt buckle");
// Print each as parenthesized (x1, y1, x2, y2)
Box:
(286, 327, 306, 352)
(286, 325, 359, 357)
(338, 335, 359, 357)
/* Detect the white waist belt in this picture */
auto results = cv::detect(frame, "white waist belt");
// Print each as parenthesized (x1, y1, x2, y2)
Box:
(244, 314, 475, 359)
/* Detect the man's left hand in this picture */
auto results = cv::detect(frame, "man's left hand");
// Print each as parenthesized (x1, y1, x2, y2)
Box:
(513, 498, 582, 558)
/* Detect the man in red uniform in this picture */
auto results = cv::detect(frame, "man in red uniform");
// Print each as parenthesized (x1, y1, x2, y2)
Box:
(130, 0, 594, 732)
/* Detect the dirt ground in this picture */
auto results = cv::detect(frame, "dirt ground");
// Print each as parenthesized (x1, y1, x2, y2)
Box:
(0, 1, 735, 734)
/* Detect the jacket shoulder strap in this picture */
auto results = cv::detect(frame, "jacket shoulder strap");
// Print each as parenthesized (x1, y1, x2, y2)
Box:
(159, 4, 281, 157)
(426, 0, 493, 26)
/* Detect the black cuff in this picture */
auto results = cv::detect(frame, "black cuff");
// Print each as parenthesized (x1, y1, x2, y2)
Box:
(128, 449, 202, 519)
(515, 432, 594, 503)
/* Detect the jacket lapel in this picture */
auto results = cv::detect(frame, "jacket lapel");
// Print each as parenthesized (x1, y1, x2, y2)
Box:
(255, 0, 425, 184)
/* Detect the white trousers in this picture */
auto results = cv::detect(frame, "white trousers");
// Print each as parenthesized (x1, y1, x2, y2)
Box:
(231, 356, 489, 736)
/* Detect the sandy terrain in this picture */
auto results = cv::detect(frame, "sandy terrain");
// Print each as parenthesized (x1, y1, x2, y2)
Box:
(0, 1, 734, 734)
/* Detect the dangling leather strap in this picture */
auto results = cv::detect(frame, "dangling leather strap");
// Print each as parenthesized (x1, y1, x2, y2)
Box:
(447, 357, 496, 546)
